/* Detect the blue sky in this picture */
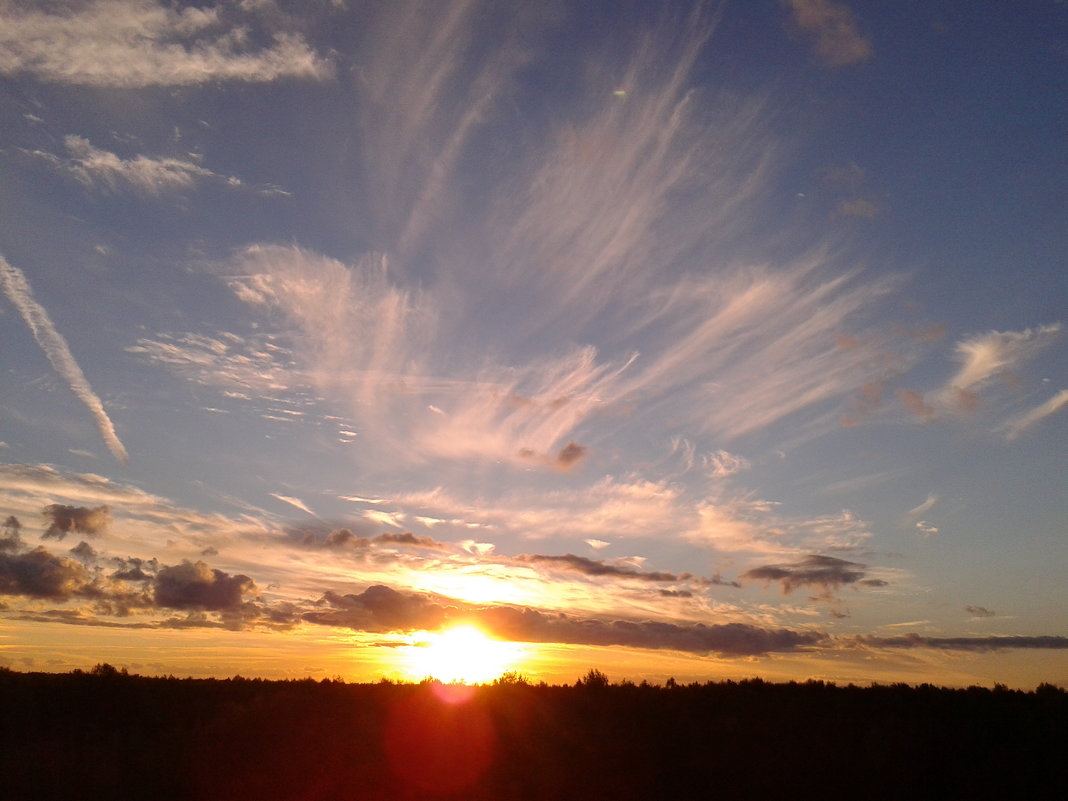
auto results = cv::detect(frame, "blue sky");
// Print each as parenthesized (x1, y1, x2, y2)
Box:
(1, 0, 1066, 686)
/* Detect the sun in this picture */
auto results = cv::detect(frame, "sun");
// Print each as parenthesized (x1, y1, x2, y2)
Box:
(402, 625, 525, 684)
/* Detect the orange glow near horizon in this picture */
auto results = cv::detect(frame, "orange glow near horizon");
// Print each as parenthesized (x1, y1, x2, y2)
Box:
(400, 625, 527, 684)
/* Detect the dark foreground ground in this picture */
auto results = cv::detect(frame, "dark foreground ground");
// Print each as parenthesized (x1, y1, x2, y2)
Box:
(1, 666, 1065, 801)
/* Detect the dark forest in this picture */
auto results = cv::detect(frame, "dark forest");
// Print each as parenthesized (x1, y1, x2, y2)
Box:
(1, 666, 1065, 801)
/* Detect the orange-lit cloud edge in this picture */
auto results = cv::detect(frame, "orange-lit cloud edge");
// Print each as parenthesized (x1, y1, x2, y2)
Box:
(2, 465, 1066, 689)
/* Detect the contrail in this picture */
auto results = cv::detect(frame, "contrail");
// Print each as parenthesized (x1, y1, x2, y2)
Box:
(0, 254, 128, 465)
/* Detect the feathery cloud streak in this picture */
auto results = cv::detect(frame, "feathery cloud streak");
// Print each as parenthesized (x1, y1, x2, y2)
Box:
(0, 256, 128, 464)
(1001, 389, 1068, 440)
(946, 325, 1060, 396)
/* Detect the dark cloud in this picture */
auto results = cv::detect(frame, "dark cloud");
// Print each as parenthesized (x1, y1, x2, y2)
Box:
(859, 634, 1068, 652)
(0, 543, 253, 627)
(1, 516, 24, 552)
(110, 556, 159, 582)
(659, 589, 693, 598)
(742, 554, 878, 595)
(0, 547, 91, 599)
(517, 553, 739, 588)
(303, 585, 449, 632)
(707, 573, 743, 588)
(518, 440, 588, 471)
(13, 609, 155, 628)
(518, 553, 685, 583)
(302, 583, 824, 656)
(373, 532, 447, 550)
(476, 605, 825, 657)
(41, 504, 111, 540)
(306, 527, 446, 551)
(153, 560, 255, 611)
(965, 605, 996, 618)
(323, 528, 367, 549)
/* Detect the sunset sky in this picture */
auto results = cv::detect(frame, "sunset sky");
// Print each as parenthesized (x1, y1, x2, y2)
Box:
(1, 0, 1066, 688)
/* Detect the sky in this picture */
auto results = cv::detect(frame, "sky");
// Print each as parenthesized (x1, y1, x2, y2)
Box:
(1, 0, 1066, 688)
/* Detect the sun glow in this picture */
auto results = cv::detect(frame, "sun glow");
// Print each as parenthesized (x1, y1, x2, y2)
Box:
(402, 625, 525, 684)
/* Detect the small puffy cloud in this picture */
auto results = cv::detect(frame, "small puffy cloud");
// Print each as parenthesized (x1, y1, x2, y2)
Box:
(965, 605, 996, 618)
(555, 441, 588, 471)
(836, 198, 878, 219)
(153, 561, 255, 611)
(0, 0, 333, 87)
(915, 521, 938, 537)
(42, 504, 111, 540)
(897, 388, 935, 421)
(322, 528, 367, 549)
(518, 440, 590, 471)
(706, 449, 750, 479)
(1001, 389, 1068, 440)
(69, 541, 97, 561)
(782, 0, 873, 68)
(110, 556, 160, 582)
(742, 554, 883, 595)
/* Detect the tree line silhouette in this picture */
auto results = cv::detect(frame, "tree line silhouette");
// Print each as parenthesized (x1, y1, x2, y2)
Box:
(1, 665, 1064, 800)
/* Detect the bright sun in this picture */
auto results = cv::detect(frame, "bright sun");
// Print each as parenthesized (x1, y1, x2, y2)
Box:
(403, 625, 524, 684)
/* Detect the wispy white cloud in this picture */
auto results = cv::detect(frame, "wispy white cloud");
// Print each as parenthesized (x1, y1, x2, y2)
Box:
(127, 3, 906, 465)
(618, 263, 901, 438)
(0, 255, 128, 465)
(269, 493, 316, 517)
(31, 136, 237, 196)
(1000, 389, 1068, 440)
(127, 331, 299, 394)
(781, 0, 873, 68)
(944, 324, 1061, 398)
(356, 0, 532, 255)
(907, 493, 939, 519)
(486, 8, 776, 334)
(0, 0, 332, 86)
(392, 477, 684, 543)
